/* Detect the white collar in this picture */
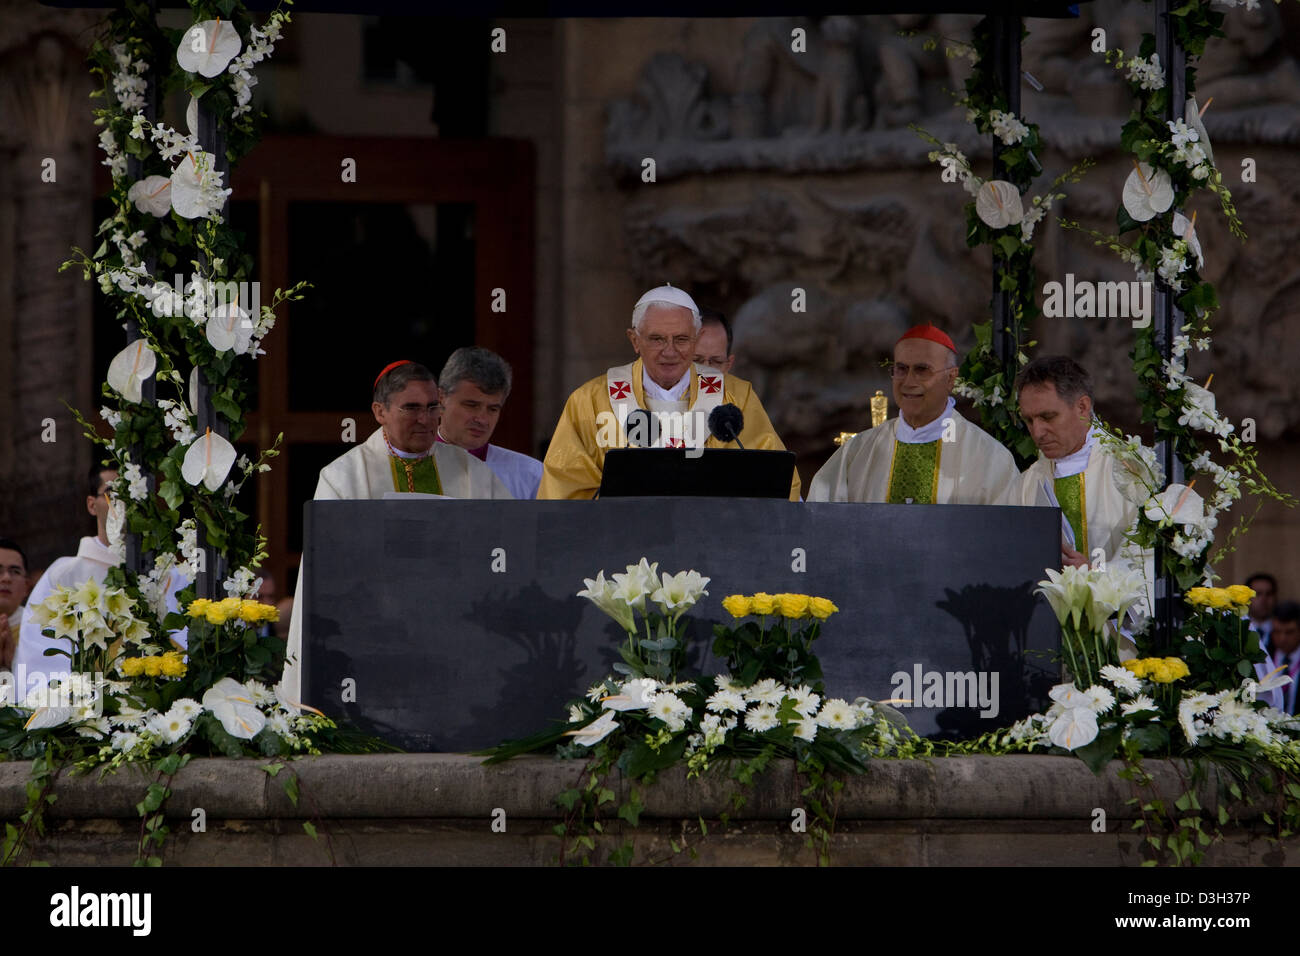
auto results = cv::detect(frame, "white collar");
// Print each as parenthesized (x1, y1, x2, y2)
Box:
(76, 535, 120, 567)
(383, 430, 434, 460)
(896, 398, 956, 444)
(1051, 425, 1103, 478)
(642, 367, 690, 402)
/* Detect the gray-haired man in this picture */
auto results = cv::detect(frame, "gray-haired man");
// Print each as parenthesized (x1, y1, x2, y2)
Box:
(437, 347, 543, 500)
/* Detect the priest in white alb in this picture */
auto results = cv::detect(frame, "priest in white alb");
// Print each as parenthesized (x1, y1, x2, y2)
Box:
(808, 324, 1019, 504)
(1013, 356, 1140, 569)
(285, 360, 510, 698)
(540, 285, 800, 500)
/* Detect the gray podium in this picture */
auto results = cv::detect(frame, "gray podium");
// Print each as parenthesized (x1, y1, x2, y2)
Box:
(302, 500, 1061, 751)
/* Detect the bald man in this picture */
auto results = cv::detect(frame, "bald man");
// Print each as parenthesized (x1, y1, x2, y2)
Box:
(808, 324, 1019, 504)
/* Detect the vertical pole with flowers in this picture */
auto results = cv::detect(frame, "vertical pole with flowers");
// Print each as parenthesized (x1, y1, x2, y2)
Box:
(66, 1, 306, 686)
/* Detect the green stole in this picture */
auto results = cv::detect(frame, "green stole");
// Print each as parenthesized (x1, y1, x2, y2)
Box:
(388, 452, 443, 495)
(1054, 473, 1088, 555)
(887, 440, 941, 504)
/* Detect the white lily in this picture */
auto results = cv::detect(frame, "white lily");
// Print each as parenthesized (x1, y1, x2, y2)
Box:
(650, 569, 710, 621)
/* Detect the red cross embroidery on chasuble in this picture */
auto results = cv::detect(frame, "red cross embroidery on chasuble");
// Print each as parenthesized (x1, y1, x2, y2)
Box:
(699, 375, 721, 394)
(609, 381, 631, 399)
(664, 438, 685, 448)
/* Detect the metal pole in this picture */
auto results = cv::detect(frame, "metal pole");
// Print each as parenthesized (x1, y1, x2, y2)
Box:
(1152, 0, 1187, 649)
(988, 14, 1022, 377)
(123, 0, 159, 579)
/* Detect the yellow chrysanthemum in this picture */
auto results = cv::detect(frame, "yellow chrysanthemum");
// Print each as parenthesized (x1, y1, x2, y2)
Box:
(205, 607, 231, 625)
(238, 600, 264, 623)
(1150, 657, 1189, 684)
(777, 593, 810, 619)
(721, 595, 751, 619)
(186, 598, 213, 618)
(808, 597, 838, 620)
(749, 592, 775, 615)
(120, 657, 145, 677)
(1184, 587, 1212, 607)
(1225, 585, 1255, 607)
(160, 656, 187, 678)
(142, 656, 163, 677)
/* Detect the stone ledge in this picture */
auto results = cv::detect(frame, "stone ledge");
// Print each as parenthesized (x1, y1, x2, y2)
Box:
(0, 753, 1263, 821)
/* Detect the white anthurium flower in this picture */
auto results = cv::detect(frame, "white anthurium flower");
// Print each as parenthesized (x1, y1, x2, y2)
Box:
(176, 19, 243, 78)
(576, 570, 635, 633)
(1048, 682, 1090, 710)
(602, 677, 657, 712)
(181, 428, 237, 492)
(1257, 666, 1293, 695)
(1048, 706, 1099, 750)
(186, 93, 200, 141)
(202, 677, 266, 740)
(1173, 212, 1203, 270)
(1144, 483, 1211, 532)
(205, 302, 254, 354)
(127, 175, 173, 217)
(975, 179, 1024, 229)
(106, 340, 157, 403)
(564, 710, 617, 747)
(650, 569, 710, 621)
(1122, 162, 1174, 221)
(1185, 96, 1214, 166)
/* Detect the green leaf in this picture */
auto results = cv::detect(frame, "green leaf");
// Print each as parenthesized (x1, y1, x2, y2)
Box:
(302, 821, 318, 840)
(1074, 725, 1123, 775)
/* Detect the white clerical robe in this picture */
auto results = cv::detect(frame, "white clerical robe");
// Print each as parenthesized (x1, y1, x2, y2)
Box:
(13, 536, 188, 689)
(284, 427, 511, 700)
(485, 444, 543, 500)
(1017, 435, 1155, 657)
(807, 403, 1020, 504)
(1016, 437, 1141, 571)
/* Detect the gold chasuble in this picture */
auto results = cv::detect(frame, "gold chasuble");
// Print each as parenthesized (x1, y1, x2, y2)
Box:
(540, 358, 801, 501)
(1053, 472, 1088, 556)
(886, 440, 941, 504)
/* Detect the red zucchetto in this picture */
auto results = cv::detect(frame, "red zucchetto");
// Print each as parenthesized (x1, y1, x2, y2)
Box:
(896, 324, 956, 354)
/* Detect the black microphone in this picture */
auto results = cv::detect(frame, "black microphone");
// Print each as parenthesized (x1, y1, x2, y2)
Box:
(625, 408, 655, 448)
(708, 403, 745, 449)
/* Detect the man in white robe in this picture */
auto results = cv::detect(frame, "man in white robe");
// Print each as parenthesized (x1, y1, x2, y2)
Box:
(13, 466, 188, 690)
(436, 346, 543, 500)
(1014, 356, 1141, 571)
(808, 324, 1019, 504)
(285, 360, 510, 699)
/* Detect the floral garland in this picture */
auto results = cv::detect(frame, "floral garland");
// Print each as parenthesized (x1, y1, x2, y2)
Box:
(1064, 2, 1292, 592)
(911, 20, 1091, 466)
(1, 1, 334, 865)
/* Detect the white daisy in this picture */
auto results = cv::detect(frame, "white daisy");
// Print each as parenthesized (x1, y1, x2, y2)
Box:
(1100, 664, 1143, 696)
(705, 688, 745, 714)
(744, 704, 780, 733)
(744, 678, 784, 706)
(814, 698, 858, 731)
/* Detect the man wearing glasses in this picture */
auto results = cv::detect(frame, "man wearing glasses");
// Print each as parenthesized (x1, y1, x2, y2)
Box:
(312, 360, 510, 500)
(808, 324, 1018, 504)
(285, 360, 510, 698)
(539, 285, 799, 500)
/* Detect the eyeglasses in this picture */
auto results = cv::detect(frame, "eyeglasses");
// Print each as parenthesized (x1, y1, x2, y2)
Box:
(890, 362, 955, 381)
(695, 355, 728, 368)
(393, 403, 442, 419)
(641, 334, 695, 351)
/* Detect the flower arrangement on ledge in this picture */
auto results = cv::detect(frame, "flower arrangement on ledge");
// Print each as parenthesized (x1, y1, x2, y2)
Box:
(1005, 572, 1297, 778)
(484, 559, 913, 864)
